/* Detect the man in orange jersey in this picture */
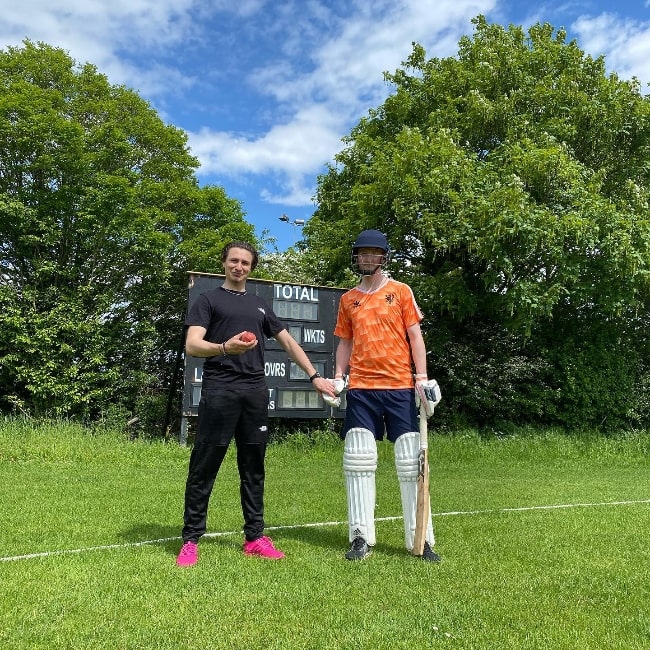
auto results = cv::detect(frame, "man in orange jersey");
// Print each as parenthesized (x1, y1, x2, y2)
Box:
(332, 229, 441, 562)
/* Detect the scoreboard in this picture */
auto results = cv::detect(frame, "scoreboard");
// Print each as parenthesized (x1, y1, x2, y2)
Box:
(180, 272, 347, 441)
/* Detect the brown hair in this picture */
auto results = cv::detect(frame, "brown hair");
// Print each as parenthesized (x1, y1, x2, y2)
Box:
(221, 241, 259, 270)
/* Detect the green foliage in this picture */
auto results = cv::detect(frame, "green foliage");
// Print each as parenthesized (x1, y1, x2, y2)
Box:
(304, 17, 650, 429)
(430, 318, 553, 429)
(117, 391, 167, 439)
(544, 320, 647, 430)
(0, 41, 254, 422)
(267, 417, 342, 445)
(177, 184, 255, 273)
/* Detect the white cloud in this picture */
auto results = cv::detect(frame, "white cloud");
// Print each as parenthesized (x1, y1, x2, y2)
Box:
(0, 0, 197, 92)
(191, 106, 341, 174)
(573, 13, 650, 89)
(189, 0, 496, 203)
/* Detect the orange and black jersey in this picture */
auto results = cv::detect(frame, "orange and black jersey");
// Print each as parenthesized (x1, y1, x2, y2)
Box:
(334, 278, 423, 390)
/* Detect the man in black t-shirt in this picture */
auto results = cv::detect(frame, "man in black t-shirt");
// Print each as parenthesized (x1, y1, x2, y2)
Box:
(176, 241, 336, 566)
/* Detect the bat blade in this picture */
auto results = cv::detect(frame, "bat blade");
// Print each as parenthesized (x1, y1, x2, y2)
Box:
(413, 446, 429, 556)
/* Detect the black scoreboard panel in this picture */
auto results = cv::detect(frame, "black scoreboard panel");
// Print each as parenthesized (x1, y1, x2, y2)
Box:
(182, 272, 347, 420)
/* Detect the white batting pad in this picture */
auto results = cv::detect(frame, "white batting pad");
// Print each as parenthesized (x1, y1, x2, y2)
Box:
(394, 431, 434, 550)
(343, 427, 378, 545)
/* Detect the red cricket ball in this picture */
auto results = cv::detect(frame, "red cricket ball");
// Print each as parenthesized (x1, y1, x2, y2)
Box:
(240, 331, 257, 343)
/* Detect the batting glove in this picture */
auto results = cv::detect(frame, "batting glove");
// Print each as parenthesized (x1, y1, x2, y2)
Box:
(415, 378, 442, 418)
(322, 393, 340, 407)
(332, 377, 347, 394)
(323, 376, 348, 407)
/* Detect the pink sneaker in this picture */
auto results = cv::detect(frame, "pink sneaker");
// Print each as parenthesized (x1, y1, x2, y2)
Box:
(243, 536, 285, 559)
(176, 541, 198, 567)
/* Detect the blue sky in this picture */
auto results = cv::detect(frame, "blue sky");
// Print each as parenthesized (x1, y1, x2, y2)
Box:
(2, 1, 650, 252)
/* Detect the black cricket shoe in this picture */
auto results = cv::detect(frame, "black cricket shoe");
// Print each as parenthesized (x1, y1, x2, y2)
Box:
(419, 542, 442, 563)
(345, 537, 371, 561)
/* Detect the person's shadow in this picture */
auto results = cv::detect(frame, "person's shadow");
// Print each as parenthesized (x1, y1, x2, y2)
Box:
(120, 520, 407, 558)
(120, 522, 250, 556)
(119, 523, 182, 556)
(274, 521, 406, 559)
(275, 521, 346, 551)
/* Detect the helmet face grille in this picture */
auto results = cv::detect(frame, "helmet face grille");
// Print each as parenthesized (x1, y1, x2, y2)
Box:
(351, 253, 387, 275)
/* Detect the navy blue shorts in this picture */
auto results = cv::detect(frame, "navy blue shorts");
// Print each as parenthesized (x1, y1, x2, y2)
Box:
(341, 389, 418, 443)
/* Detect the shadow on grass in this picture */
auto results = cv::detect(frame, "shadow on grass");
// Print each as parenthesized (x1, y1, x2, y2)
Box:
(275, 521, 409, 559)
(275, 521, 346, 551)
(119, 523, 180, 555)
(117, 521, 413, 561)
(119, 522, 250, 556)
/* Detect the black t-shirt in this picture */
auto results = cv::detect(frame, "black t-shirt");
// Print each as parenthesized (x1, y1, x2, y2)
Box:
(185, 286, 284, 389)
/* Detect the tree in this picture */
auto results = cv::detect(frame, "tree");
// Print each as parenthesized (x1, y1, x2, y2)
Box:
(0, 41, 254, 422)
(304, 17, 650, 428)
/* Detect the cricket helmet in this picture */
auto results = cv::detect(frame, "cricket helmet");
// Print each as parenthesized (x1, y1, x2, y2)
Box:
(352, 229, 389, 253)
(351, 229, 390, 275)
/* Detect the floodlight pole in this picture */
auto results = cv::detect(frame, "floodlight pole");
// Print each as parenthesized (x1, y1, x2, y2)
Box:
(279, 214, 305, 243)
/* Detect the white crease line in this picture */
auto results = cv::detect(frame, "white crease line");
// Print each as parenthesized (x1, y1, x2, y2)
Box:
(1, 499, 649, 563)
(435, 499, 650, 516)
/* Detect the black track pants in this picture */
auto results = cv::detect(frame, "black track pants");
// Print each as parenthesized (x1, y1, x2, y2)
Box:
(181, 387, 269, 543)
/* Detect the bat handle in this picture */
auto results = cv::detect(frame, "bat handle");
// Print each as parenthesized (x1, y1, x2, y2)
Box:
(419, 403, 428, 449)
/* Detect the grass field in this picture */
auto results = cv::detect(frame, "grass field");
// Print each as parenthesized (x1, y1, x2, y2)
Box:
(1, 419, 649, 649)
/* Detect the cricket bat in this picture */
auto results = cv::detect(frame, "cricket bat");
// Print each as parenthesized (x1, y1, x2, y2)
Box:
(413, 403, 429, 556)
